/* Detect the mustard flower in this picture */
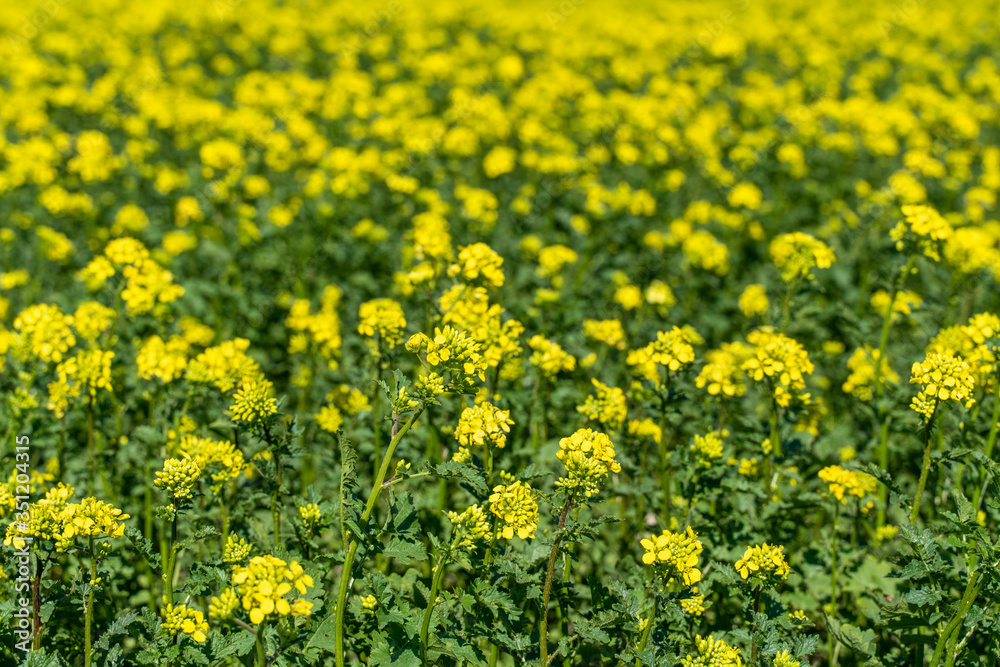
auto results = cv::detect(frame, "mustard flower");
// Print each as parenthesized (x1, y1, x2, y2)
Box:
(162, 603, 209, 643)
(583, 319, 627, 350)
(12, 304, 76, 363)
(842, 346, 898, 401)
(640, 527, 703, 587)
(315, 404, 344, 433)
(407, 326, 487, 390)
(231, 555, 314, 625)
(645, 280, 676, 309)
(818, 465, 878, 510)
(446, 503, 491, 551)
(488, 478, 539, 540)
(528, 335, 576, 377)
(58, 349, 114, 397)
(614, 284, 643, 310)
(871, 289, 922, 320)
(891, 204, 953, 260)
(361, 594, 379, 612)
(230, 379, 278, 425)
(299, 503, 323, 534)
(556, 428, 621, 474)
(210, 588, 239, 621)
(909, 352, 975, 420)
(742, 328, 814, 407)
(769, 232, 835, 282)
(628, 418, 662, 444)
(576, 379, 627, 429)
(73, 302, 115, 342)
(179, 435, 244, 494)
(696, 342, 753, 397)
(186, 339, 263, 392)
(536, 244, 578, 279)
(738, 284, 769, 317)
(773, 650, 800, 667)
(627, 327, 702, 383)
(223, 534, 252, 563)
(691, 430, 727, 468)
(681, 635, 743, 667)
(455, 402, 513, 450)
(734, 543, 790, 586)
(448, 242, 505, 289)
(136, 335, 189, 382)
(155, 458, 203, 500)
(358, 298, 407, 349)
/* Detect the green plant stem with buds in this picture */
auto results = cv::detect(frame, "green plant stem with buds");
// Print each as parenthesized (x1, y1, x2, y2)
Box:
(973, 373, 1000, 513)
(911, 409, 939, 524)
(539, 495, 573, 667)
(874, 254, 916, 529)
(421, 551, 450, 665)
(84, 535, 96, 667)
(335, 407, 424, 667)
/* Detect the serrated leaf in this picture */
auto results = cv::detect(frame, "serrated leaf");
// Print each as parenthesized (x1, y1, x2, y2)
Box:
(383, 536, 427, 563)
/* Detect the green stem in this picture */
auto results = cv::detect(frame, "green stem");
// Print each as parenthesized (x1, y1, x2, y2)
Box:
(421, 553, 449, 664)
(769, 396, 783, 459)
(929, 571, 982, 667)
(779, 276, 798, 334)
(658, 397, 672, 524)
(911, 411, 938, 524)
(633, 597, 658, 665)
(875, 254, 914, 529)
(85, 535, 96, 667)
(87, 395, 95, 496)
(335, 408, 424, 667)
(973, 374, 1000, 513)
(540, 497, 573, 666)
(256, 621, 267, 667)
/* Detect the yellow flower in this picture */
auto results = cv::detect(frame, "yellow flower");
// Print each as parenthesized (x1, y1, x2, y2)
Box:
(909, 352, 975, 420)
(483, 146, 517, 178)
(627, 327, 701, 382)
(528, 335, 576, 377)
(210, 588, 239, 621)
(742, 328, 814, 407)
(769, 232, 835, 282)
(315, 404, 344, 433)
(155, 458, 203, 500)
(614, 284, 643, 310)
(488, 479, 539, 540)
(640, 527, 703, 587)
(298, 503, 323, 533)
(455, 402, 513, 450)
(231, 555, 314, 625)
(231, 379, 278, 425)
(12, 304, 76, 363)
(576, 379, 627, 430)
(448, 243, 505, 289)
(73, 302, 115, 342)
(818, 465, 878, 509)
(407, 326, 488, 390)
(681, 635, 742, 667)
(358, 298, 407, 349)
(137, 335, 189, 382)
(536, 245, 578, 280)
(696, 342, 753, 397)
(734, 543, 790, 584)
(447, 503, 491, 551)
(186, 339, 263, 393)
(162, 603, 208, 643)
(583, 319, 627, 350)
(738, 284, 769, 317)
(691, 430, 728, 468)
(223, 535, 252, 563)
(57, 349, 114, 397)
(842, 346, 898, 401)
(891, 205, 953, 260)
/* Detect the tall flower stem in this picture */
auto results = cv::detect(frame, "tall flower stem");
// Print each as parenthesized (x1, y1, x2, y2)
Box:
(335, 408, 424, 667)
(874, 254, 915, 530)
(420, 552, 450, 665)
(539, 496, 573, 667)
(658, 396, 672, 524)
(255, 621, 267, 667)
(84, 535, 96, 667)
(633, 596, 658, 666)
(972, 374, 1000, 512)
(911, 410, 939, 524)
(87, 395, 96, 496)
(779, 276, 799, 334)
(32, 554, 44, 650)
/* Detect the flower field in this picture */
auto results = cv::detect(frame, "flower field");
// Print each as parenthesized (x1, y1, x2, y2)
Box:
(2, 0, 1000, 664)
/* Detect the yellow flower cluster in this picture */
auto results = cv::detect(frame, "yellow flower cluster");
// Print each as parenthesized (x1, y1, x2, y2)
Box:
(576, 379, 627, 430)
(439, 285, 525, 373)
(230, 379, 278, 425)
(448, 243, 505, 289)
(358, 298, 407, 349)
(186, 339, 263, 393)
(154, 458, 203, 500)
(528, 335, 576, 377)
(680, 588, 707, 616)
(361, 594, 379, 612)
(555, 428, 621, 498)
(842, 347, 898, 401)
(446, 504, 491, 551)
(928, 313, 1000, 386)
(12, 304, 76, 363)
(628, 418, 662, 445)
(909, 352, 976, 420)
(286, 286, 343, 369)
(299, 503, 322, 533)
(209, 588, 239, 621)
(871, 290, 922, 321)
(734, 543, 790, 585)
(769, 232, 836, 282)
(583, 319, 627, 350)
(738, 284, 769, 318)
(407, 326, 488, 390)
(81, 238, 183, 315)
(57, 348, 114, 398)
(223, 535, 252, 563)
(681, 636, 743, 667)
(536, 245, 578, 281)
(4, 484, 129, 552)
(628, 327, 702, 382)
(179, 435, 244, 494)
(640, 527, 703, 587)
(455, 402, 513, 454)
(818, 466, 878, 509)
(488, 478, 539, 540)
(162, 603, 209, 643)
(73, 302, 115, 342)
(696, 342, 753, 398)
(231, 555, 314, 625)
(891, 205, 953, 260)
(136, 335, 189, 382)
(691, 430, 728, 468)
(743, 329, 814, 407)
(772, 650, 800, 667)
(315, 404, 344, 433)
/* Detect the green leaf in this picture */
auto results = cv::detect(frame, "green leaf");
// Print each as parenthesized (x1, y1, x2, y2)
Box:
(211, 629, 256, 658)
(904, 587, 944, 607)
(383, 536, 427, 564)
(303, 613, 338, 654)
